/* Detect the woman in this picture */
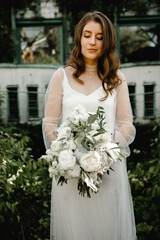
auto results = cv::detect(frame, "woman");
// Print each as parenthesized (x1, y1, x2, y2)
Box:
(43, 11, 137, 240)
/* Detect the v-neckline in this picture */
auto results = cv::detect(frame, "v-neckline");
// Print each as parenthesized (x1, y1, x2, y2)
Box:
(63, 68, 103, 97)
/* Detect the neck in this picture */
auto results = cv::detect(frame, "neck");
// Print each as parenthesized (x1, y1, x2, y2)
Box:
(85, 63, 97, 72)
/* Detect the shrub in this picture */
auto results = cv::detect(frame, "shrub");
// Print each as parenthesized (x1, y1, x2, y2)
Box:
(0, 130, 51, 240)
(128, 124, 160, 240)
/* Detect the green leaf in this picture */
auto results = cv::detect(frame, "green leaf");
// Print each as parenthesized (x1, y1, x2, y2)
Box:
(78, 146, 88, 153)
(88, 114, 97, 124)
(6, 201, 12, 210)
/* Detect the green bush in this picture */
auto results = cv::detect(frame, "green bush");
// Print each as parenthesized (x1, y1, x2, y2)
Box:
(0, 122, 160, 239)
(128, 124, 160, 240)
(0, 130, 51, 240)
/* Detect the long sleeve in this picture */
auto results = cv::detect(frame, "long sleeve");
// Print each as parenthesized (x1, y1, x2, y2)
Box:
(42, 68, 63, 149)
(114, 70, 136, 157)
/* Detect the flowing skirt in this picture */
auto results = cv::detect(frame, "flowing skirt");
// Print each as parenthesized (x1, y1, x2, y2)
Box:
(50, 159, 137, 240)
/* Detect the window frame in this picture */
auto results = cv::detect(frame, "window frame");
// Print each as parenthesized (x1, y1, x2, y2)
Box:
(116, 15, 160, 63)
(15, 18, 65, 65)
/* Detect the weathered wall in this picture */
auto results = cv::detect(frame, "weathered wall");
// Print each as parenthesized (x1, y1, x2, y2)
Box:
(0, 64, 160, 124)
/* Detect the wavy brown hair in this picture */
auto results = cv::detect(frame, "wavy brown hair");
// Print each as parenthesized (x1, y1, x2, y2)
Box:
(67, 11, 121, 100)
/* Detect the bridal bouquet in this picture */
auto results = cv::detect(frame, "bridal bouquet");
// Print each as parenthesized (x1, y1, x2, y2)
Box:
(40, 105, 123, 197)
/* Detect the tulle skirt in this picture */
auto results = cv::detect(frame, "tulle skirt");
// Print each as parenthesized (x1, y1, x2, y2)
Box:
(50, 159, 137, 240)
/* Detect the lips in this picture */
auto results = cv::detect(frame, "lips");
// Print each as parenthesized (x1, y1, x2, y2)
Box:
(87, 49, 97, 52)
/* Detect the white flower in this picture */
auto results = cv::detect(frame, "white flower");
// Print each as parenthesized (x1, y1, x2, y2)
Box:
(67, 165, 81, 178)
(2, 159, 7, 165)
(101, 132, 112, 142)
(86, 130, 102, 142)
(7, 174, 16, 185)
(69, 105, 89, 125)
(67, 139, 76, 150)
(80, 151, 101, 172)
(49, 165, 59, 177)
(91, 120, 100, 130)
(17, 168, 23, 176)
(57, 126, 72, 139)
(99, 142, 120, 160)
(50, 140, 61, 152)
(75, 148, 84, 160)
(58, 150, 76, 170)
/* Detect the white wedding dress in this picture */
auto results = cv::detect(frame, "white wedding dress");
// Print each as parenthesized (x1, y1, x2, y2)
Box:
(43, 67, 138, 240)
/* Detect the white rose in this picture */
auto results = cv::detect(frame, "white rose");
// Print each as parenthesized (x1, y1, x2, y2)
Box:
(67, 164, 81, 178)
(58, 150, 76, 170)
(80, 151, 101, 172)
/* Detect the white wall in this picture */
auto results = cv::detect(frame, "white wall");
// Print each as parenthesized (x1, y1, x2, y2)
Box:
(121, 65, 160, 123)
(0, 64, 160, 124)
(0, 66, 57, 124)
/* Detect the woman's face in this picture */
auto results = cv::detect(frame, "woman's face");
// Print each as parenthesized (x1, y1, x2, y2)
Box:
(80, 20, 103, 65)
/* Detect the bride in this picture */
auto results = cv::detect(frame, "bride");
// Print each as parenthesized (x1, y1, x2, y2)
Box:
(43, 11, 138, 240)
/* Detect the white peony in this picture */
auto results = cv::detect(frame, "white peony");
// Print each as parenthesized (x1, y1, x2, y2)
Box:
(67, 164, 81, 178)
(80, 151, 101, 172)
(58, 150, 76, 170)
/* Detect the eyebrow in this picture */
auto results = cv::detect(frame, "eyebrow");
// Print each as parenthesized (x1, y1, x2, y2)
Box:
(83, 30, 103, 35)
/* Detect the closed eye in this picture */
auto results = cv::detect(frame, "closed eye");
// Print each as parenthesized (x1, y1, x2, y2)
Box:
(97, 37, 103, 40)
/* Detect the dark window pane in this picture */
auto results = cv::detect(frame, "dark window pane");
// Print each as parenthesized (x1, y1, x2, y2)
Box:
(7, 87, 19, 121)
(128, 85, 136, 117)
(28, 87, 38, 118)
(144, 85, 155, 117)
(120, 25, 159, 63)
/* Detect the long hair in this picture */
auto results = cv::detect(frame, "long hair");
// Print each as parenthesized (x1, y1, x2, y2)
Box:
(67, 11, 121, 100)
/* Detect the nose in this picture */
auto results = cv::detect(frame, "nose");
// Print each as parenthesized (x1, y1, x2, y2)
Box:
(89, 35, 96, 45)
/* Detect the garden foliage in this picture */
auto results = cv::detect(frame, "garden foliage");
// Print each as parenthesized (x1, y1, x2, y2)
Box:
(0, 129, 51, 240)
(0, 122, 160, 239)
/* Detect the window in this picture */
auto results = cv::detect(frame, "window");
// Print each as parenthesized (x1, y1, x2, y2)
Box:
(27, 86, 38, 119)
(120, 25, 160, 63)
(15, 0, 65, 65)
(144, 83, 155, 118)
(7, 86, 19, 121)
(20, 25, 61, 64)
(118, 16, 160, 64)
(128, 84, 136, 118)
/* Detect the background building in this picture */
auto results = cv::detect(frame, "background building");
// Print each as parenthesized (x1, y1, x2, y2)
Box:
(0, 0, 160, 125)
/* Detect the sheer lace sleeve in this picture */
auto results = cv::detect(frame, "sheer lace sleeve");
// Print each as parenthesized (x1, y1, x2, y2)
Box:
(114, 70, 136, 157)
(42, 68, 64, 149)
